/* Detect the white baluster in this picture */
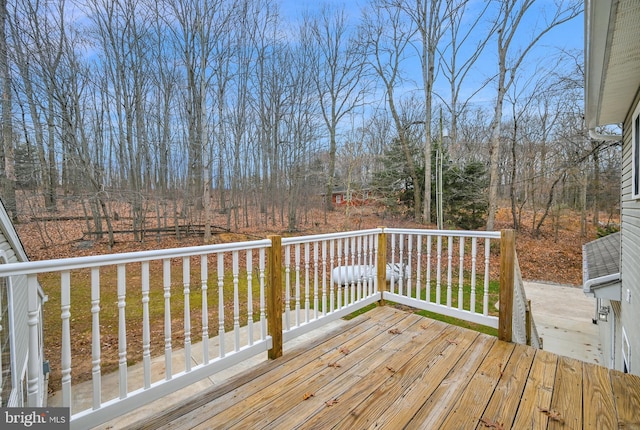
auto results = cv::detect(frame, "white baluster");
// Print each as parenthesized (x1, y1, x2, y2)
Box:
(470, 238, 477, 314)
(372, 233, 378, 295)
(458, 238, 464, 311)
(356, 236, 362, 302)
(350, 236, 356, 304)
(246, 249, 254, 346)
(259, 249, 266, 340)
(313, 243, 319, 320)
(304, 242, 310, 322)
(344, 238, 350, 306)
(426, 235, 432, 302)
(398, 233, 404, 296)
(416, 235, 422, 301)
(90, 268, 101, 409)
(436, 236, 442, 305)
(141, 262, 151, 389)
(407, 235, 413, 299)
(484, 238, 491, 316)
(217, 253, 225, 357)
(163, 259, 172, 379)
(336, 240, 342, 309)
(233, 251, 240, 352)
(61, 271, 72, 406)
(284, 245, 291, 329)
(364, 235, 371, 296)
(329, 239, 335, 313)
(295, 244, 301, 325)
(447, 236, 453, 307)
(321, 241, 327, 316)
(390, 234, 397, 294)
(201, 255, 209, 363)
(182, 257, 191, 372)
(117, 265, 128, 399)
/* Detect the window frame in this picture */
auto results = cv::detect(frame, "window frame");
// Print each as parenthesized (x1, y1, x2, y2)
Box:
(622, 326, 631, 373)
(632, 101, 640, 199)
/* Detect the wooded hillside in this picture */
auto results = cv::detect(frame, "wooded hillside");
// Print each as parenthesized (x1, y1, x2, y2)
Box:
(0, 0, 619, 256)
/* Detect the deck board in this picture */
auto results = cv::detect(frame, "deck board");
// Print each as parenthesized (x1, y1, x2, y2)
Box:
(582, 362, 617, 429)
(477, 343, 536, 429)
(549, 356, 583, 429)
(438, 340, 515, 429)
(336, 324, 479, 429)
(133, 306, 640, 430)
(610, 369, 640, 428)
(511, 349, 558, 429)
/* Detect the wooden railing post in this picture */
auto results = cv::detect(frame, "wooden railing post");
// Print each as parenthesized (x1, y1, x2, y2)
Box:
(267, 235, 283, 359)
(377, 228, 387, 306)
(499, 229, 515, 342)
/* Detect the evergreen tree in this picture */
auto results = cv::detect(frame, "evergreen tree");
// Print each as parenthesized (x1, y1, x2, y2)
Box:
(442, 161, 489, 229)
(372, 137, 424, 216)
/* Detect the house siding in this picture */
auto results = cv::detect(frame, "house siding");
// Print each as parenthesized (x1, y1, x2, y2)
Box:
(619, 91, 640, 375)
(0, 207, 29, 406)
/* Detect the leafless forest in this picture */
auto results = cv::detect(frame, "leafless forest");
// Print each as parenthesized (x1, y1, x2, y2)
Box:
(0, 0, 620, 249)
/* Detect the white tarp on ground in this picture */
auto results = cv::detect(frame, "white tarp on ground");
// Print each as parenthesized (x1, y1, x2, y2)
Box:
(331, 263, 407, 285)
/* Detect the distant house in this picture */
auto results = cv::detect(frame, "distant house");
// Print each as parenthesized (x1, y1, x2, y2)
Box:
(326, 188, 373, 207)
(0, 200, 47, 406)
(584, 0, 640, 374)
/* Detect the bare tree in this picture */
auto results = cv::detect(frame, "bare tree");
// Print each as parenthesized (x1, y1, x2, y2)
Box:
(361, 0, 424, 220)
(0, 0, 15, 220)
(438, 0, 495, 162)
(485, 0, 581, 230)
(310, 5, 366, 221)
(401, 0, 452, 224)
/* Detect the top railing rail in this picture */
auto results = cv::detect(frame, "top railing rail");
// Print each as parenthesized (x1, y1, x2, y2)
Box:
(0, 239, 273, 276)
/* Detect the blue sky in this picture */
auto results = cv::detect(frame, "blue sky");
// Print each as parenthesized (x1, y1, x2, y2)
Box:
(278, 0, 584, 110)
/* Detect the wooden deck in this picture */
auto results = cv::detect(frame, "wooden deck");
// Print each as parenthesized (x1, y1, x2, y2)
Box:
(135, 306, 640, 430)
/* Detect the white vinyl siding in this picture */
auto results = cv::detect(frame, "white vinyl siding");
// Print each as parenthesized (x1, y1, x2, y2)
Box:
(620, 94, 640, 376)
(0, 256, 12, 406)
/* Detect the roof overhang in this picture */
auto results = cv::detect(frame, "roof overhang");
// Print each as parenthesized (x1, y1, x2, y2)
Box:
(585, 0, 640, 131)
(582, 232, 621, 300)
(0, 200, 29, 262)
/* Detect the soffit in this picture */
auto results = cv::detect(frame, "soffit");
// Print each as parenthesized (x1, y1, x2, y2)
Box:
(586, 0, 640, 129)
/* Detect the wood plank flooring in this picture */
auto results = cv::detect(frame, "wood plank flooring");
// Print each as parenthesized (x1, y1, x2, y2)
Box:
(133, 306, 640, 430)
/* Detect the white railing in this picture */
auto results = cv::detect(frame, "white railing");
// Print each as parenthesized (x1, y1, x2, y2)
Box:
(281, 229, 382, 342)
(382, 229, 501, 329)
(0, 240, 275, 429)
(0, 227, 536, 430)
(513, 255, 542, 349)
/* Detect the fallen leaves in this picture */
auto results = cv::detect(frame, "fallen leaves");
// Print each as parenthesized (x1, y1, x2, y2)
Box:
(539, 407, 564, 424)
(327, 362, 342, 368)
(479, 418, 505, 429)
(388, 328, 402, 334)
(303, 392, 339, 408)
(339, 347, 351, 355)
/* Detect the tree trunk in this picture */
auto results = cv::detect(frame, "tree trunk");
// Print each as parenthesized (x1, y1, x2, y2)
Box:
(0, 0, 16, 221)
